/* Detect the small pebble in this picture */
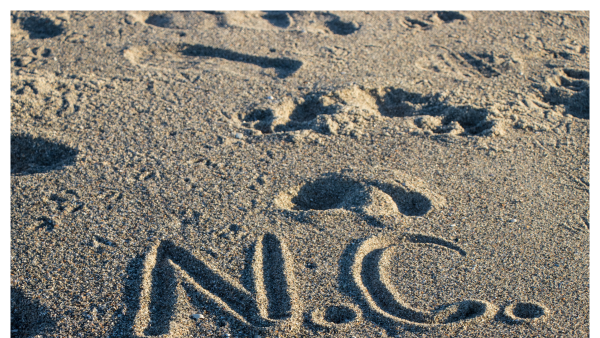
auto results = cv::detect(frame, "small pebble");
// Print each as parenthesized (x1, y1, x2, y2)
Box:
(449, 224, 456, 227)
(267, 96, 274, 100)
(510, 219, 517, 223)
(192, 313, 204, 319)
(234, 133, 243, 139)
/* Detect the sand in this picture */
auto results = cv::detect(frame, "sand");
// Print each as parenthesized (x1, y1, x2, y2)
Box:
(10, 10, 589, 337)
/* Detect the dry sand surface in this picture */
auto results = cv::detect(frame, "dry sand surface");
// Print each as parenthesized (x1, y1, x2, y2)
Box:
(10, 10, 589, 337)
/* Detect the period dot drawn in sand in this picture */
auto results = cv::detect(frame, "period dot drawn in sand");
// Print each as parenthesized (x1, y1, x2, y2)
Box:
(274, 170, 446, 220)
(501, 302, 549, 324)
(11, 134, 78, 175)
(310, 303, 362, 329)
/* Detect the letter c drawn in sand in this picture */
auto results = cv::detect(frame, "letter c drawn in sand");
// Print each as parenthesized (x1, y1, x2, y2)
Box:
(348, 233, 498, 330)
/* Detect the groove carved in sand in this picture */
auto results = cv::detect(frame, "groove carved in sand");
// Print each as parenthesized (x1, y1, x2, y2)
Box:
(123, 43, 302, 79)
(133, 233, 300, 336)
(347, 233, 497, 329)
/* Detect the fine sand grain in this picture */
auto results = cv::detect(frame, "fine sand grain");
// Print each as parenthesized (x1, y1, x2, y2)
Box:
(11, 10, 588, 337)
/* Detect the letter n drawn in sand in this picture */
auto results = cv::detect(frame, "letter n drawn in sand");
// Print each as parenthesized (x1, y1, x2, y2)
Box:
(132, 234, 301, 336)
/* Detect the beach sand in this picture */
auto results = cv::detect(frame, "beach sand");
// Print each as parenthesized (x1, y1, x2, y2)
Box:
(10, 10, 589, 337)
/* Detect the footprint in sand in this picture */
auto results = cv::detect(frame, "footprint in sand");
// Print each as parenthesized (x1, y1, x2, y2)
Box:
(31, 189, 85, 231)
(403, 11, 471, 30)
(126, 11, 219, 30)
(535, 68, 589, 119)
(274, 169, 446, 226)
(11, 286, 57, 336)
(45, 189, 85, 215)
(15, 14, 66, 40)
(10, 134, 78, 175)
(417, 48, 524, 79)
(12, 46, 54, 68)
(220, 11, 360, 36)
(244, 84, 507, 137)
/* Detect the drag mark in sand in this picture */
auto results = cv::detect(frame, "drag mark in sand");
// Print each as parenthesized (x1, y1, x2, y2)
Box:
(123, 43, 303, 79)
(132, 233, 301, 336)
(342, 233, 497, 329)
(181, 44, 302, 79)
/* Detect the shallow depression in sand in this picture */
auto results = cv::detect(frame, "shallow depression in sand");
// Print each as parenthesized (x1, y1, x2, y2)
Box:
(512, 303, 545, 319)
(290, 176, 363, 211)
(324, 305, 357, 324)
(278, 173, 433, 217)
